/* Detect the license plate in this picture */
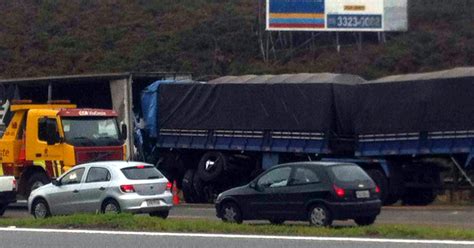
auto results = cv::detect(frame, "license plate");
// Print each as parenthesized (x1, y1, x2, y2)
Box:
(146, 199, 162, 206)
(356, 190, 370, 198)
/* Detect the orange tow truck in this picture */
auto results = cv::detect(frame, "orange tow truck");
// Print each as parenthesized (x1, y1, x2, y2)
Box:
(0, 100, 127, 197)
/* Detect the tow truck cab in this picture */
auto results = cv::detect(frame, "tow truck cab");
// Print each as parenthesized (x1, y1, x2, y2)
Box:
(0, 100, 127, 196)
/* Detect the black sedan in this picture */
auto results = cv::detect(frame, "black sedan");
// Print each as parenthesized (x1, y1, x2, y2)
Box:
(215, 162, 381, 226)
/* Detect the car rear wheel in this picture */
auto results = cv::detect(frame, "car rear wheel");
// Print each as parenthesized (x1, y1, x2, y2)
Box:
(32, 199, 51, 219)
(354, 216, 377, 226)
(269, 218, 285, 225)
(102, 199, 121, 214)
(221, 202, 243, 224)
(308, 204, 332, 227)
(149, 210, 169, 219)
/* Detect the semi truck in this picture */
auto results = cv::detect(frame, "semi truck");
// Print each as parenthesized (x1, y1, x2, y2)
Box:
(0, 100, 127, 197)
(137, 68, 474, 205)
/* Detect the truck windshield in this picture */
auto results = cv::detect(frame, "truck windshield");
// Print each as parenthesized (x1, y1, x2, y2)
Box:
(62, 117, 122, 147)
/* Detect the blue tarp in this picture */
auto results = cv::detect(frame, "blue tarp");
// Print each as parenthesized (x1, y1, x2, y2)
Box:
(141, 80, 194, 137)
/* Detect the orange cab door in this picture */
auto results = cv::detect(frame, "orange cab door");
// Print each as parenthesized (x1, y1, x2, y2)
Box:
(25, 114, 64, 166)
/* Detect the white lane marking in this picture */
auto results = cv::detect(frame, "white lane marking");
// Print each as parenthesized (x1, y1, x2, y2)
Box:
(0, 227, 473, 245)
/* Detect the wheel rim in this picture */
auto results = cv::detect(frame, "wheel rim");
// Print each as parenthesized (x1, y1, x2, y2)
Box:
(223, 206, 237, 222)
(34, 202, 47, 218)
(310, 207, 327, 226)
(104, 203, 118, 213)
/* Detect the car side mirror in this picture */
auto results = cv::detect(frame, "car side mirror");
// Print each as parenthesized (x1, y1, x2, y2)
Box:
(249, 181, 256, 189)
(52, 179, 61, 186)
(249, 181, 263, 192)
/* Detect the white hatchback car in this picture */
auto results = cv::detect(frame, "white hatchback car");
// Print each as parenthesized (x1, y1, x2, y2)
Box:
(28, 161, 173, 218)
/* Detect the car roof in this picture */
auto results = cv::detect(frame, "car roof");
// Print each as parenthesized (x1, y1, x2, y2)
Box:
(273, 161, 355, 168)
(74, 161, 153, 170)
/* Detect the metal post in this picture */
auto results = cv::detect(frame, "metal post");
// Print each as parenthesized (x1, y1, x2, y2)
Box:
(336, 32, 340, 53)
(47, 83, 52, 102)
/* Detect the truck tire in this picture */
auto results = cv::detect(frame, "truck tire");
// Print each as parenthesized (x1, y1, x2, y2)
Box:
(26, 173, 50, 197)
(197, 152, 227, 182)
(383, 194, 400, 206)
(192, 172, 206, 203)
(402, 189, 437, 206)
(0, 204, 7, 216)
(182, 169, 197, 203)
(157, 152, 186, 189)
(366, 169, 389, 205)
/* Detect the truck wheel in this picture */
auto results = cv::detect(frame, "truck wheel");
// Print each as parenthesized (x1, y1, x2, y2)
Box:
(366, 169, 389, 204)
(192, 172, 206, 203)
(402, 189, 437, 206)
(182, 169, 197, 203)
(26, 173, 50, 197)
(197, 152, 227, 182)
(0, 204, 7, 216)
(384, 194, 400, 206)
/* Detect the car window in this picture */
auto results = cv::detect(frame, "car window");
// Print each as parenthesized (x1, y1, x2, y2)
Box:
(291, 167, 320, 185)
(257, 167, 291, 188)
(121, 166, 163, 180)
(60, 168, 85, 185)
(86, 167, 111, 183)
(330, 165, 372, 183)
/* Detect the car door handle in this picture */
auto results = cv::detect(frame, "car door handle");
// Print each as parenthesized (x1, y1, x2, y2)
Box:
(99, 187, 106, 191)
(73, 190, 79, 193)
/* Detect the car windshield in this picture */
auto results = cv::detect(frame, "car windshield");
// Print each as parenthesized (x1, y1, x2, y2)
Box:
(62, 117, 122, 146)
(329, 165, 372, 183)
(121, 166, 163, 180)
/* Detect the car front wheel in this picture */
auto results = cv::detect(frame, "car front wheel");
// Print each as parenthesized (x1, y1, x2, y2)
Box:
(150, 210, 169, 219)
(354, 216, 377, 226)
(308, 204, 332, 227)
(32, 199, 51, 219)
(221, 202, 243, 224)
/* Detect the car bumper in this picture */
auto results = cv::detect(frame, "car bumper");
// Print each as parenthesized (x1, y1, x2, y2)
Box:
(116, 191, 174, 214)
(327, 199, 381, 220)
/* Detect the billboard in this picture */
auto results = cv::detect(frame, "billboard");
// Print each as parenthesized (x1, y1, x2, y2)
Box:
(266, 0, 407, 32)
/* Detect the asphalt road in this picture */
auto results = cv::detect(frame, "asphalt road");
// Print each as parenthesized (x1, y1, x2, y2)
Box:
(3, 202, 474, 228)
(0, 228, 473, 248)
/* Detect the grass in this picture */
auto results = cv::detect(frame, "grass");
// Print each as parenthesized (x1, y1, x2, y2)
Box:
(1, 214, 473, 240)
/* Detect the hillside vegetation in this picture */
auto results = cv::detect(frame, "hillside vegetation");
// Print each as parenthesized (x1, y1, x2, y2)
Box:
(0, 0, 473, 80)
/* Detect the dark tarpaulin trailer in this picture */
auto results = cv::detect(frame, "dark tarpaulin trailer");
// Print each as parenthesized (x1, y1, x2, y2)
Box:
(355, 67, 474, 135)
(157, 73, 365, 153)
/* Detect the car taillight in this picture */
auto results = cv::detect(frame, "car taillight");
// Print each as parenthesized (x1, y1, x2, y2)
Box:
(12, 179, 17, 190)
(136, 165, 146, 169)
(333, 184, 345, 198)
(375, 185, 381, 193)
(120, 184, 135, 193)
(166, 182, 172, 191)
